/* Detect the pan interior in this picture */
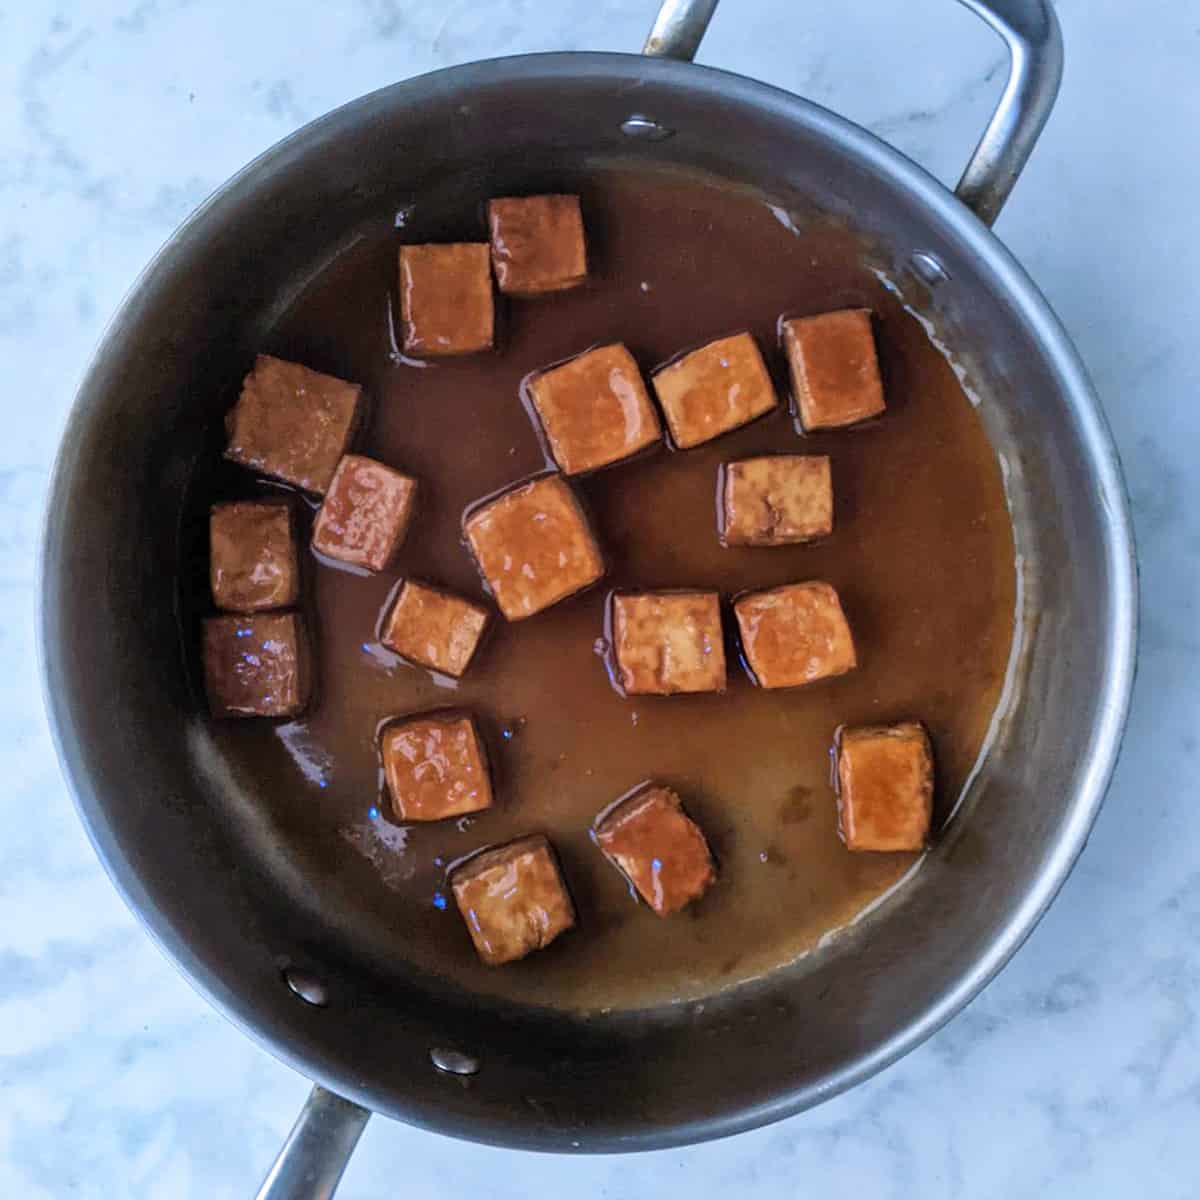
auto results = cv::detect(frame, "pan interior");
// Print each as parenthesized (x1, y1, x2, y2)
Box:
(183, 161, 1017, 1013)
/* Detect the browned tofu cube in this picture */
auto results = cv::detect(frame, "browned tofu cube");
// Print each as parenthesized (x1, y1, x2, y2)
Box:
(224, 355, 362, 494)
(651, 332, 778, 449)
(720, 455, 833, 547)
(488, 195, 587, 296)
(836, 722, 934, 851)
(202, 612, 312, 719)
(609, 591, 726, 695)
(398, 243, 494, 356)
(311, 454, 418, 572)
(379, 712, 493, 823)
(526, 344, 661, 475)
(734, 581, 856, 689)
(782, 309, 886, 431)
(451, 835, 576, 965)
(463, 475, 604, 621)
(593, 785, 716, 916)
(209, 500, 299, 612)
(380, 580, 489, 678)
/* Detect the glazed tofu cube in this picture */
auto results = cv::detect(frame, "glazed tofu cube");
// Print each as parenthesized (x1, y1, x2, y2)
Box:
(202, 612, 312, 719)
(782, 309, 886, 431)
(209, 500, 299, 612)
(651, 332, 778, 449)
(379, 712, 493, 823)
(593, 785, 715, 916)
(488, 194, 587, 296)
(398, 243, 494, 356)
(733, 581, 856, 689)
(609, 591, 726, 695)
(720, 455, 833, 547)
(526, 343, 661, 475)
(463, 475, 604, 620)
(311, 454, 418, 572)
(224, 355, 362, 494)
(836, 722, 934, 851)
(451, 835, 576, 965)
(380, 580, 489, 678)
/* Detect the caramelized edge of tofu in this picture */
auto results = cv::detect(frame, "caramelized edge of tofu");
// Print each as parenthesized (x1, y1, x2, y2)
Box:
(606, 589, 727, 696)
(448, 833, 577, 962)
(201, 611, 313, 719)
(833, 720, 934, 851)
(486, 195, 588, 296)
(397, 243, 495, 356)
(224, 355, 363, 494)
(780, 309, 886, 432)
(717, 455, 834, 547)
(523, 343, 661, 476)
(590, 783, 717, 914)
(731, 580, 857, 688)
(378, 579, 491, 678)
(650, 331, 780, 449)
(377, 709, 494, 822)
(311, 454, 419, 570)
(460, 473, 606, 620)
(208, 499, 299, 611)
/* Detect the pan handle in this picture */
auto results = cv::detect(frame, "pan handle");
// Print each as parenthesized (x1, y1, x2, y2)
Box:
(254, 1085, 371, 1200)
(642, 0, 1063, 227)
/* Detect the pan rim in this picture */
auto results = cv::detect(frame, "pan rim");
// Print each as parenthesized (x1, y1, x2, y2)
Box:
(39, 49, 1138, 1152)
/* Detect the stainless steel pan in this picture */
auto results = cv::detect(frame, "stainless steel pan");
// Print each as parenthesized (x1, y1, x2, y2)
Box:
(40, 1, 1137, 1194)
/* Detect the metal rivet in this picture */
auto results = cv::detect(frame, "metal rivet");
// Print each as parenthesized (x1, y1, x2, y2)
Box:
(620, 115, 675, 141)
(911, 251, 950, 286)
(430, 1046, 481, 1076)
(283, 967, 328, 1007)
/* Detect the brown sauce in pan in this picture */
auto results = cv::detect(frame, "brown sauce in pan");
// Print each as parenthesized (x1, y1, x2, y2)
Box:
(188, 166, 1015, 1010)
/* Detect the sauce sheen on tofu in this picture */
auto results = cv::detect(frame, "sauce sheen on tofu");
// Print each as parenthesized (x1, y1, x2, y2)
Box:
(184, 166, 1016, 1011)
(525, 343, 661, 475)
(652, 332, 778, 449)
(380, 712, 493, 822)
(209, 500, 299, 611)
(380, 581, 489, 678)
(488, 195, 588, 296)
(451, 835, 576, 965)
(311, 454, 418, 573)
(609, 590, 726, 695)
(463, 475, 604, 620)
(593, 785, 716, 915)
(224, 354, 361, 494)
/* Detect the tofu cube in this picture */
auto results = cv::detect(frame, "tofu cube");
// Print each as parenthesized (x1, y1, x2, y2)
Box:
(202, 612, 312, 719)
(720, 455, 833, 547)
(526, 343, 661, 476)
(224, 354, 362, 494)
(733, 581, 856, 689)
(488, 194, 587, 296)
(311, 454, 418, 572)
(593, 785, 716, 916)
(209, 500, 299, 612)
(836, 722, 934, 851)
(651, 332, 778, 449)
(398, 243, 494, 356)
(782, 309, 886, 431)
(451, 835, 576, 965)
(609, 591, 726, 695)
(380, 712, 493, 823)
(380, 580, 490, 678)
(463, 475, 604, 620)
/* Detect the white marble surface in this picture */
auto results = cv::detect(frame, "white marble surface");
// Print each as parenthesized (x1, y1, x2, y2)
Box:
(3, 1, 1197, 1195)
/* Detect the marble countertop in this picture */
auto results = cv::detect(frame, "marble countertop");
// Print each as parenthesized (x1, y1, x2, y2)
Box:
(4, 1, 1197, 1196)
